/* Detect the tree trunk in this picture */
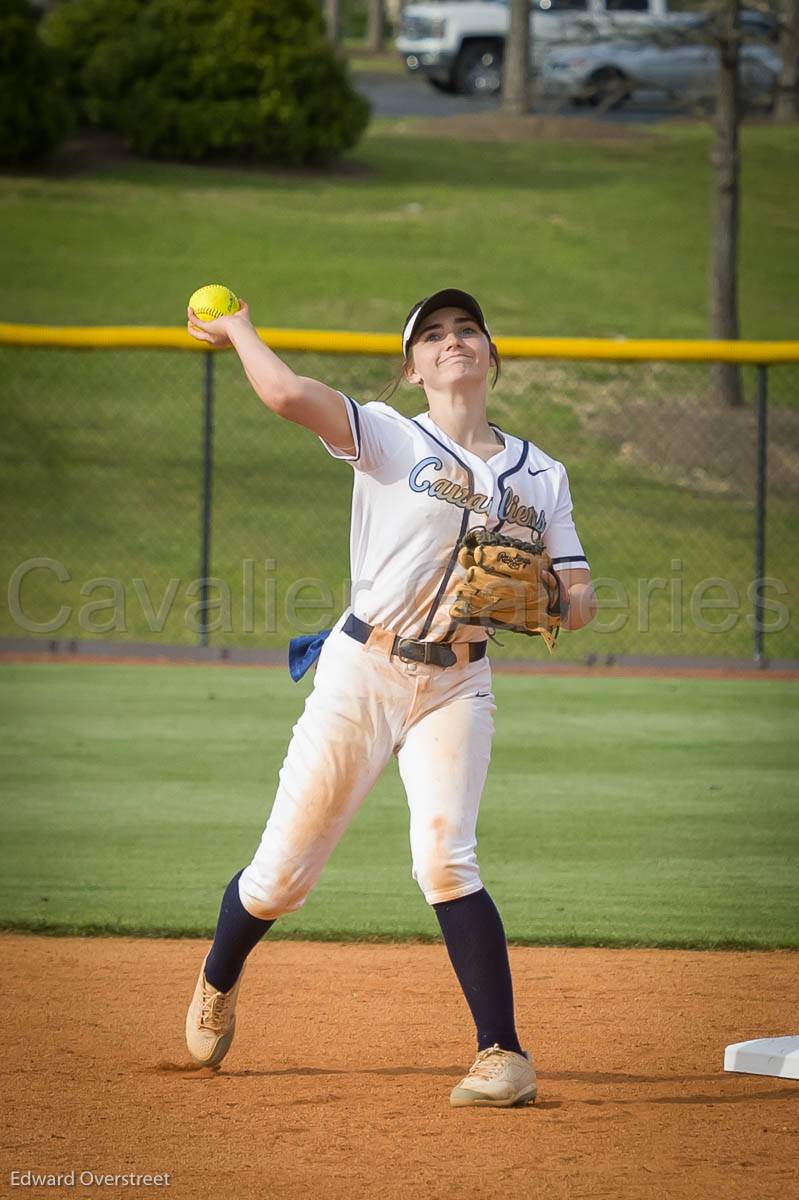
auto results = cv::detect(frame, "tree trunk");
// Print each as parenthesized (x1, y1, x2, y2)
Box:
(323, 0, 341, 45)
(503, 0, 531, 115)
(775, 0, 799, 118)
(367, 0, 385, 54)
(709, 1, 742, 407)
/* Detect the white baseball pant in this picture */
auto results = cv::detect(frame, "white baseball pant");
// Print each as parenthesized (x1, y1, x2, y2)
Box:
(239, 624, 496, 917)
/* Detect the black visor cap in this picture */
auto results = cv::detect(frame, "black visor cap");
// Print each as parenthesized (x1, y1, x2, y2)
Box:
(402, 289, 490, 356)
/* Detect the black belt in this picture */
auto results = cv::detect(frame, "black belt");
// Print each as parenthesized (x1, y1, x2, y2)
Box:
(342, 614, 487, 669)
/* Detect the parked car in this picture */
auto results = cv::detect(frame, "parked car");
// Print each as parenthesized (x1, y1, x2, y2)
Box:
(396, 0, 687, 96)
(396, 1, 780, 98)
(540, 30, 781, 108)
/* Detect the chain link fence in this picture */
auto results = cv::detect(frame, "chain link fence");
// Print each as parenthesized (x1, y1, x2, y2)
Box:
(2, 342, 797, 663)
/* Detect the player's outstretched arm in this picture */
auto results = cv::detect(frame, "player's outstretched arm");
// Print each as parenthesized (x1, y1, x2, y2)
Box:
(187, 303, 355, 454)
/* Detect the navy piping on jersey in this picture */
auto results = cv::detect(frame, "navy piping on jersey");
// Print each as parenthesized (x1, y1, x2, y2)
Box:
(551, 554, 589, 567)
(492, 437, 529, 535)
(344, 395, 361, 461)
(411, 419, 473, 642)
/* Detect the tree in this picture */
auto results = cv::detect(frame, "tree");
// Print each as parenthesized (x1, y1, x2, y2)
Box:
(595, 2, 757, 406)
(775, 0, 798, 117)
(0, 0, 71, 164)
(367, 0, 385, 54)
(42, 0, 148, 128)
(709, 0, 743, 406)
(324, 0, 342, 44)
(45, 0, 369, 166)
(503, 0, 531, 115)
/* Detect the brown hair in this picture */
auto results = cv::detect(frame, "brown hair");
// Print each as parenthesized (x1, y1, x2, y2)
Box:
(376, 339, 502, 403)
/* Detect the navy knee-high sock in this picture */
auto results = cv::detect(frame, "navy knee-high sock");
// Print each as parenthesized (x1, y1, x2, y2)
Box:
(204, 870, 274, 993)
(433, 888, 523, 1056)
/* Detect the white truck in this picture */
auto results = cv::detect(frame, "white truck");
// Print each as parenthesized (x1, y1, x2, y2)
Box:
(396, 0, 683, 95)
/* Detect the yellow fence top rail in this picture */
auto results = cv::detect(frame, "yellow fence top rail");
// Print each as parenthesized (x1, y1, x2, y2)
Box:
(1, 323, 798, 364)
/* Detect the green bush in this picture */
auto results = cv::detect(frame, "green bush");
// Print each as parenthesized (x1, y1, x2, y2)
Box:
(42, 0, 148, 128)
(0, 0, 71, 164)
(46, 0, 370, 165)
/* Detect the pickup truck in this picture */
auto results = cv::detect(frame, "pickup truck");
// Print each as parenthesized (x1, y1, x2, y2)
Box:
(396, 0, 687, 95)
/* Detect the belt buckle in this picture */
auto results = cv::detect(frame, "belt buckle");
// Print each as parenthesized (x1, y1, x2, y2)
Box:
(396, 639, 457, 668)
(396, 638, 424, 664)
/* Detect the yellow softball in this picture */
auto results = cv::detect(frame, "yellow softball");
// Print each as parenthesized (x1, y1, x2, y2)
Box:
(188, 284, 240, 321)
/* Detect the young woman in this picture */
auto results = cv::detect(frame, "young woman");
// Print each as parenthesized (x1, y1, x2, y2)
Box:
(184, 288, 595, 1107)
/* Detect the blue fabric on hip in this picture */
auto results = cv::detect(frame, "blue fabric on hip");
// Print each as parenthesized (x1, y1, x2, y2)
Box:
(288, 629, 332, 682)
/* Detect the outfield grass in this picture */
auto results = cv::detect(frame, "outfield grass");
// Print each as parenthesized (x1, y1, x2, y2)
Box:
(1, 122, 797, 338)
(1, 663, 797, 948)
(2, 122, 797, 659)
(2, 345, 796, 658)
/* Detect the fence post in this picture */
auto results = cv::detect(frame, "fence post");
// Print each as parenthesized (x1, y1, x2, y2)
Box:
(198, 352, 215, 648)
(753, 364, 768, 667)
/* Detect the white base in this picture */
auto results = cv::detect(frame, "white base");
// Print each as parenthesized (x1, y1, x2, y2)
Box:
(724, 1036, 799, 1080)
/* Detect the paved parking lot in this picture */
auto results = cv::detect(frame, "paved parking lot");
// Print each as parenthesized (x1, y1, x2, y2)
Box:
(354, 68, 675, 123)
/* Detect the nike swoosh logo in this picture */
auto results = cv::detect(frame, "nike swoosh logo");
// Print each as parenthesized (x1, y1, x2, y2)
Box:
(475, 692, 490, 698)
(528, 467, 552, 477)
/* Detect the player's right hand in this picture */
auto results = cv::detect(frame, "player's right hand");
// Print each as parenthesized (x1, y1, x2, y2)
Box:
(187, 300, 252, 349)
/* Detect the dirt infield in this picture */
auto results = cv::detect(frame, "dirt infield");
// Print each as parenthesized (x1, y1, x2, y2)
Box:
(5, 937, 797, 1200)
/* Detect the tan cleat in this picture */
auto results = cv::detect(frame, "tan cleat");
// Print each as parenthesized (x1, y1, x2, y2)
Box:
(450, 1044, 538, 1108)
(185, 960, 243, 1068)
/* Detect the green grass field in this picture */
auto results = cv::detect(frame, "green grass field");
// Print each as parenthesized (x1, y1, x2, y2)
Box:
(3, 346, 797, 658)
(2, 120, 798, 659)
(2, 121, 798, 337)
(1, 662, 797, 949)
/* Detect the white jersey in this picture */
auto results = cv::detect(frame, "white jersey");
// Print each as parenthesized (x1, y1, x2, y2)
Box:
(322, 397, 589, 644)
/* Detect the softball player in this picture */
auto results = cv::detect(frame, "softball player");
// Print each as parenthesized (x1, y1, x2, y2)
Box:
(185, 289, 595, 1107)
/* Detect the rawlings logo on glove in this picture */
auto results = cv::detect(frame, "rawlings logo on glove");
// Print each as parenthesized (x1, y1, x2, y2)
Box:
(449, 528, 563, 652)
(495, 551, 529, 571)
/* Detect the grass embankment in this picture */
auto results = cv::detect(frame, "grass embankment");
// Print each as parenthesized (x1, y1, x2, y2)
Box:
(1, 122, 797, 336)
(1, 123, 797, 657)
(1, 663, 797, 948)
(2, 346, 796, 658)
